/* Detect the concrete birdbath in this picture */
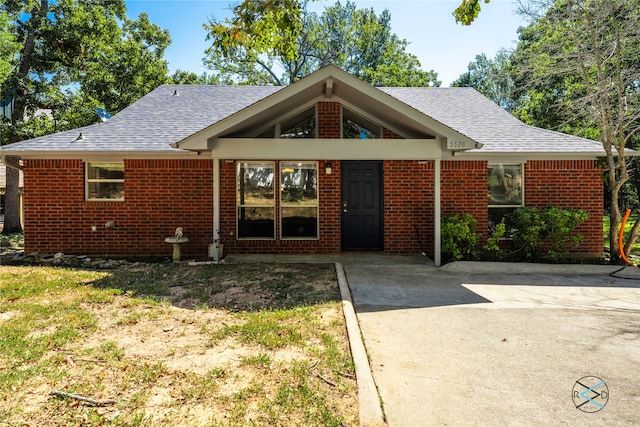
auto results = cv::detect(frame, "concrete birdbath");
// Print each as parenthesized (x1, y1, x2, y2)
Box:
(165, 228, 189, 262)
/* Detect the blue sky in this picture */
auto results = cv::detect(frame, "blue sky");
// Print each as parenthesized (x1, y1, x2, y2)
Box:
(125, 0, 526, 87)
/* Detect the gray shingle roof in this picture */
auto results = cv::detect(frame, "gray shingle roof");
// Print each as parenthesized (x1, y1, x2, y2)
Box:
(2, 85, 282, 153)
(381, 87, 603, 153)
(1, 81, 604, 155)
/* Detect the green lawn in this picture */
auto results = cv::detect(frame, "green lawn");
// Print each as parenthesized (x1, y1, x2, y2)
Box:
(603, 214, 640, 257)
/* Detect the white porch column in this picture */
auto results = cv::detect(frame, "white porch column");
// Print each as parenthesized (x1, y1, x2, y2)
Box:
(434, 159, 441, 267)
(212, 157, 221, 260)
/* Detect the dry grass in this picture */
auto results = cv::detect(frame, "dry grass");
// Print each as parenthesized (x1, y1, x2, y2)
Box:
(0, 262, 358, 426)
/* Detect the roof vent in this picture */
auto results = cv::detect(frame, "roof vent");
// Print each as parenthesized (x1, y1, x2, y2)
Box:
(172, 90, 179, 96)
(72, 132, 85, 142)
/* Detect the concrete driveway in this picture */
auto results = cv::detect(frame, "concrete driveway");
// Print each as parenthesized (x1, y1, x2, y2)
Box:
(344, 261, 640, 426)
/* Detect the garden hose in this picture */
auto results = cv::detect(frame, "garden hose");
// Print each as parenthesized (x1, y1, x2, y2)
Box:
(618, 209, 636, 267)
(610, 209, 640, 279)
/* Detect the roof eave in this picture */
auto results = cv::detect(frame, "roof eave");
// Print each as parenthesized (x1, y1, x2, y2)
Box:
(1, 149, 201, 160)
(450, 150, 610, 161)
(176, 65, 477, 151)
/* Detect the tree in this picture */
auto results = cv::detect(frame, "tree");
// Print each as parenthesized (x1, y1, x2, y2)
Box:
(451, 51, 516, 111)
(0, 0, 171, 234)
(512, 0, 640, 261)
(0, 8, 19, 87)
(204, 0, 440, 87)
(171, 70, 229, 85)
(79, 12, 171, 114)
(205, 0, 304, 65)
(454, 0, 491, 25)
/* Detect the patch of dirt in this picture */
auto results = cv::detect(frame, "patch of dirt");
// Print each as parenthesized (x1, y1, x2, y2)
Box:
(2, 262, 358, 426)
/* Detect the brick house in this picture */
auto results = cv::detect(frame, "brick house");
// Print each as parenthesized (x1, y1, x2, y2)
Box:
(0, 65, 605, 265)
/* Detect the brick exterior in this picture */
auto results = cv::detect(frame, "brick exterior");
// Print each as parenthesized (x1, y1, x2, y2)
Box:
(383, 160, 435, 254)
(441, 160, 489, 245)
(23, 159, 213, 257)
(525, 160, 603, 254)
(21, 102, 604, 258)
(317, 102, 341, 138)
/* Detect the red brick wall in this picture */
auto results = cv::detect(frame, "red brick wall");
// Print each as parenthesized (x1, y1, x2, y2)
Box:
(383, 160, 435, 254)
(21, 102, 603, 258)
(317, 102, 341, 138)
(439, 159, 603, 255)
(221, 159, 437, 255)
(23, 159, 213, 257)
(441, 160, 489, 244)
(525, 160, 603, 254)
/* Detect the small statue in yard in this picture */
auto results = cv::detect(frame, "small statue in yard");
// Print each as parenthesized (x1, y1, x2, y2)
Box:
(175, 227, 184, 239)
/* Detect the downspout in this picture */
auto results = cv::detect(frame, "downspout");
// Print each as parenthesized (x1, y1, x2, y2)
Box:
(434, 159, 441, 267)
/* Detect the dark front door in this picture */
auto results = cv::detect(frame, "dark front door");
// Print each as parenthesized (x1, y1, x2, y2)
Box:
(341, 161, 383, 251)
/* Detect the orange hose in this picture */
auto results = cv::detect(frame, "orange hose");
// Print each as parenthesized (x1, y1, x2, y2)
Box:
(619, 209, 636, 267)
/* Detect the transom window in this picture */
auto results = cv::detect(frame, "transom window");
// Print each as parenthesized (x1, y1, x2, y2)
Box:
(488, 163, 524, 230)
(280, 162, 318, 239)
(343, 108, 381, 139)
(254, 107, 316, 138)
(86, 162, 124, 201)
(280, 108, 316, 138)
(237, 161, 275, 238)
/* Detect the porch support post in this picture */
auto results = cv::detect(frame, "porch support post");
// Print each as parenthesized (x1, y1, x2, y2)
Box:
(213, 157, 221, 261)
(434, 159, 441, 267)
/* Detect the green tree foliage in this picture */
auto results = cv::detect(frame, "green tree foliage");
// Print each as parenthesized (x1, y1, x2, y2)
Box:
(0, 0, 171, 233)
(511, 0, 640, 261)
(453, 0, 491, 25)
(170, 69, 229, 85)
(0, 7, 19, 86)
(451, 51, 516, 111)
(204, 0, 304, 65)
(79, 12, 171, 114)
(204, 0, 440, 86)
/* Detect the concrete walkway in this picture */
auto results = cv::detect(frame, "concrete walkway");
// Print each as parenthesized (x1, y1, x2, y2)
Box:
(343, 260, 640, 426)
(224, 254, 640, 425)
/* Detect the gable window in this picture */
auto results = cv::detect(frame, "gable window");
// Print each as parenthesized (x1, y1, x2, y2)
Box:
(280, 107, 316, 138)
(86, 162, 124, 201)
(237, 161, 275, 238)
(254, 107, 316, 138)
(488, 163, 524, 230)
(280, 162, 318, 239)
(343, 108, 381, 139)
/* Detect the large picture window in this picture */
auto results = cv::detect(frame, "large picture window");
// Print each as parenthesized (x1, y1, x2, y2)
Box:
(237, 161, 275, 238)
(488, 163, 524, 230)
(86, 162, 124, 201)
(280, 162, 318, 239)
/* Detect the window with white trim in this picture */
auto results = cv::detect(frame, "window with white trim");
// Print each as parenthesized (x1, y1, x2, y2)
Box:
(237, 161, 275, 238)
(488, 163, 524, 230)
(280, 162, 318, 239)
(86, 162, 124, 201)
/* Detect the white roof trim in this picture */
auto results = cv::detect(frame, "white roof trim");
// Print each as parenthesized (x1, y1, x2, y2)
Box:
(175, 65, 476, 151)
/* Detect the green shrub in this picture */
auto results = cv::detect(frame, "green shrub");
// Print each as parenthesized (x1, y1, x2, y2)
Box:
(441, 213, 480, 263)
(505, 206, 589, 261)
(484, 220, 506, 260)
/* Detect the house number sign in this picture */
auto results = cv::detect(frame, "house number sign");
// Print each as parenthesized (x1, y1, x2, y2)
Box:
(447, 139, 476, 150)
